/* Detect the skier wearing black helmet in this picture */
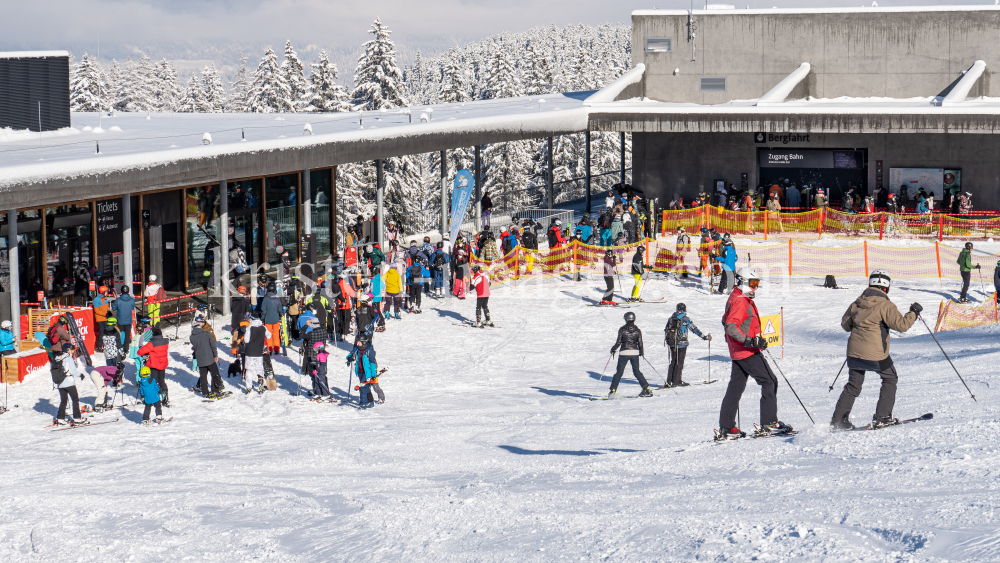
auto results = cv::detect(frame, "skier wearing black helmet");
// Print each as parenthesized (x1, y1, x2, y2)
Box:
(628, 245, 648, 302)
(600, 249, 618, 305)
(608, 312, 653, 398)
(663, 303, 711, 387)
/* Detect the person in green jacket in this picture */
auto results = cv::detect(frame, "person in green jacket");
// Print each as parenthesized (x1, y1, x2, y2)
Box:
(957, 242, 981, 303)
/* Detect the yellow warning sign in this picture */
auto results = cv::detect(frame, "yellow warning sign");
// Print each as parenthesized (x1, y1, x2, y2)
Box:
(759, 313, 783, 347)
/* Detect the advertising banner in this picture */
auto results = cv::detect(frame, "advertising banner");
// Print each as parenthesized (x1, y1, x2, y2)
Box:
(450, 169, 476, 242)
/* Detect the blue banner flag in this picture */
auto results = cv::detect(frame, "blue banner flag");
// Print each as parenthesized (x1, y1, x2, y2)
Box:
(450, 169, 475, 242)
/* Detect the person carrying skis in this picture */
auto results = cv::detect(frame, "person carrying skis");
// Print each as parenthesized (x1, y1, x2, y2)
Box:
(137, 366, 165, 425)
(471, 265, 493, 327)
(136, 326, 170, 407)
(190, 315, 226, 398)
(144, 274, 166, 325)
(957, 242, 981, 303)
(608, 311, 653, 398)
(242, 314, 271, 393)
(714, 235, 738, 294)
(716, 267, 792, 440)
(92, 286, 111, 352)
(347, 332, 383, 408)
(663, 303, 711, 387)
(52, 344, 88, 426)
(600, 249, 618, 305)
(831, 269, 921, 430)
(260, 282, 284, 355)
(47, 315, 75, 355)
(628, 245, 647, 302)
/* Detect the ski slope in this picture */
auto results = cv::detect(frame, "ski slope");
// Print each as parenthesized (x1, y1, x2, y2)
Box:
(0, 271, 997, 562)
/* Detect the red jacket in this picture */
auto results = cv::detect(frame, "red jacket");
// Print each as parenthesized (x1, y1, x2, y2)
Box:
(472, 272, 491, 297)
(723, 287, 761, 360)
(137, 335, 170, 370)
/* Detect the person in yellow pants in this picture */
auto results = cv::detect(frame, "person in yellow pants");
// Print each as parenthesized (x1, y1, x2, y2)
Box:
(144, 275, 166, 326)
(628, 245, 647, 302)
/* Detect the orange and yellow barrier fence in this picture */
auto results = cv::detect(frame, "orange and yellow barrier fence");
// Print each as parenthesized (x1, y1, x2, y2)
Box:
(662, 206, 1000, 241)
(935, 293, 999, 333)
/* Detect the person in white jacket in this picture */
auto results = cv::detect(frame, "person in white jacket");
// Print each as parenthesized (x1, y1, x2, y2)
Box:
(53, 345, 89, 426)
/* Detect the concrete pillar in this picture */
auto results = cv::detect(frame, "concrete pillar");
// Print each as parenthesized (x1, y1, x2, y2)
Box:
(440, 150, 447, 237)
(474, 145, 482, 231)
(8, 210, 19, 345)
(620, 131, 626, 186)
(585, 131, 592, 214)
(122, 194, 133, 297)
(220, 179, 230, 316)
(303, 169, 311, 235)
(376, 159, 384, 250)
(547, 137, 554, 209)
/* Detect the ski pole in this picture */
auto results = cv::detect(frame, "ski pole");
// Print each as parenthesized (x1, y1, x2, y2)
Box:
(346, 360, 353, 404)
(642, 356, 677, 394)
(590, 354, 614, 398)
(635, 268, 652, 300)
(827, 359, 848, 392)
(765, 349, 815, 424)
(918, 315, 977, 402)
(977, 268, 988, 303)
(707, 336, 713, 384)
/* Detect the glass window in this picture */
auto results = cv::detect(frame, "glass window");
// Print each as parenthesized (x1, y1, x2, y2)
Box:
(265, 174, 298, 263)
(187, 185, 221, 289)
(229, 179, 261, 211)
(310, 169, 332, 258)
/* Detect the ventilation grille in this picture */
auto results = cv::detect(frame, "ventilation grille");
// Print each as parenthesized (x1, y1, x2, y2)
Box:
(645, 37, 672, 52)
(700, 76, 727, 92)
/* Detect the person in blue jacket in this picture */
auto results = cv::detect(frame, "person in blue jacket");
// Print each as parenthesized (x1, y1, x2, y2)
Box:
(0, 320, 15, 356)
(111, 286, 136, 351)
(663, 303, 712, 387)
(714, 234, 738, 294)
(369, 269, 386, 329)
(347, 332, 383, 408)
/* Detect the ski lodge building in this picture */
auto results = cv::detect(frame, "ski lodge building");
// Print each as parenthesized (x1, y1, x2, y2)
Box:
(1, 4, 1000, 337)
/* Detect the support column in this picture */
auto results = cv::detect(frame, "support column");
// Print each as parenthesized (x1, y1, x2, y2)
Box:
(122, 194, 133, 297)
(474, 145, 482, 231)
(303, 169, 311, 235)
(220, 179, 230, 316)
(585, 131, 592, 214)
(440, 150, 447, 237)
(547, 136, 554, 209)
(376, 159, 385, 250)
(619, 131, 626, 186)
(8, 210, 19, 345)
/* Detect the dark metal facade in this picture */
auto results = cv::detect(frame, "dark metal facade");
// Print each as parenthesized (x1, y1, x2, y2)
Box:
(0, 54, 71, 132)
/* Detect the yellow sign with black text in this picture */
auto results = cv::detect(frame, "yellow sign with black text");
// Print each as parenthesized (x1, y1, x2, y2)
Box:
(759, 313, 783, 347)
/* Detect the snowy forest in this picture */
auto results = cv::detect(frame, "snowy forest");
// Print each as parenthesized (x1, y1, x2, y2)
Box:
(67, 19, 633, 235)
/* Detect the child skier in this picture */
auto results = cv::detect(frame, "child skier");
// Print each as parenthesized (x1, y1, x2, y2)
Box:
(628, 245, 646, 302)
(310, 341, 332, 400)
(137, 326, 171, 407)
(102, 317, 123, 367)
(347, 332, 383, 408)
(471, 265, 493, 327)
(137, 366, 165, 425)
(716, 267, 791, 440)
(831, 269, 921, 430)
(608, 311, 653, 398)
(663, 303, 711, 387)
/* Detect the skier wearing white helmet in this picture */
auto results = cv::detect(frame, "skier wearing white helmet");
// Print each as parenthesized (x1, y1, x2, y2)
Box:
(716, 267, 791, 440)
(832, 269, 921, 430)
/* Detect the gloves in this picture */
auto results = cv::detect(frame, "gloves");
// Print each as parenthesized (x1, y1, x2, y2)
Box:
(609, 349, 616, 357)
(704, 334, 712, 341)
(976, 264, 982, 270)
(744, 335, 767, 350)
(909, 302, 923, 315)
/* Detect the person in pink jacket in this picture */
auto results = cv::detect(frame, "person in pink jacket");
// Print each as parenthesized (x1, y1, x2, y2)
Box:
(471, 265, 492, 327)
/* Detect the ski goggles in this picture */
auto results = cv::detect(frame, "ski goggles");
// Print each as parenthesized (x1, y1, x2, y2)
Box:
(747, 279, 760, 290)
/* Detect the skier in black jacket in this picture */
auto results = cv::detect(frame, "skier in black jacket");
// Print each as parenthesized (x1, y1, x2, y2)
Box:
(608, 311, 653, 398)
(628, 245, 648, 302)
(190, 316, 226, 397)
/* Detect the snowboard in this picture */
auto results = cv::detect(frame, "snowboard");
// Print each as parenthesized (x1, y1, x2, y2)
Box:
(847, 413, 933, 432)
(52, 418, 120, 431)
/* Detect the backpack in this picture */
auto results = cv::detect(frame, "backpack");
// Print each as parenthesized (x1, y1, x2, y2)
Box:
(664, 315, 683, 346)
(434, 252, 446, 268)
(47, 323, 62, 349)
(50, 357, 67, 385)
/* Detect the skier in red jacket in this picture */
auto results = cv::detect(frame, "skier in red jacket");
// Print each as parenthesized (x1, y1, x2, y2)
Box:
(715, 266, 792, 440)
(471, 265, 493, 327)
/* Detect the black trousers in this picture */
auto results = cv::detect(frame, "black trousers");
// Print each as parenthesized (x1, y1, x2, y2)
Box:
(150, 367, 168, 403)
(143, 401, 163, 421)
(198, 362, 224, 395)
(337, 309, 352, 337)
(719, 353, 778, 429)
(408, 285, 422, 309)
(960, 270, 972, 300)
(602, 276, 615, 301)
(832, 363, 898, 423)
(57, 386, 81, 420)
(476, 296, 490, 320)
(610, 355, 649, 392)
(668, 346, 688, 386)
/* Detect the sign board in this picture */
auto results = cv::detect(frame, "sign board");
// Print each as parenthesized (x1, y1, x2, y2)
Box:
(88, 280, 96, 291)
(141, 209, 151, 229)
(450, 169, 475, 242)
(886, 168, 961, 196)
(758, 149, 864, 169)
(36, 291, 44, 303)
(759, 313, 783, 347)
(95, 198, 123, 254)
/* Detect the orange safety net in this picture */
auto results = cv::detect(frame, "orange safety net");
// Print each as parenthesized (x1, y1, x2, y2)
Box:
(934, 293, 999, 332)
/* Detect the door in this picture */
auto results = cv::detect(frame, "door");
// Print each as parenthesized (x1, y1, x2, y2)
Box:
(161, 223, 179, 291)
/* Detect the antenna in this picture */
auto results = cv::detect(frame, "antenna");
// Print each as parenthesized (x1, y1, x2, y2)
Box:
(38, 101, 43, 160)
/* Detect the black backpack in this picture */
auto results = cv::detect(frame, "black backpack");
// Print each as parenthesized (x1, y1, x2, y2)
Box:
(434, 253, 446, 268)
(51, 357, 67, 385)
(664, 316, 682, 346)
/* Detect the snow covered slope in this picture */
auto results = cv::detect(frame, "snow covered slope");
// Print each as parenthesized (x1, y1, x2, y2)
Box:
(0, 272, 997, 562)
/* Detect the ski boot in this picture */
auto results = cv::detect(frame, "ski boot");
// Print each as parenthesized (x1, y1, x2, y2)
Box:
(483, 317, 494, 327)
(69, 418, 90, 427)
(676, 381, 690, 387)
(471, 319, 482, 328)
(830, 415, 855, 431)
(142, 419, 153, 427)
(606, 389, 618, 400)
(870, 415, 900, 429)
(638, 387, 654, 398)
(52, 418, 68, 426)
(394, 312, 401, 320)
(754, 421, 793, 437)
(714, 427, 746, 441)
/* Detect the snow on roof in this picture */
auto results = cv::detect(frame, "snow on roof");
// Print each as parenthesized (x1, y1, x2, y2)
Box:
(0, 50, 70, 59)
(0, 93, 590, 190)
(632, 5, 1000, 16)
(590, 95, 1000, 115)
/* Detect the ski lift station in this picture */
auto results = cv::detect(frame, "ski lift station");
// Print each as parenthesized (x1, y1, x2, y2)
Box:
(2, 5, 1000, 339)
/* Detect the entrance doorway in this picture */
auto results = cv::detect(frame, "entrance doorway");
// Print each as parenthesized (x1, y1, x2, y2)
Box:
(757, 148, 867, 206)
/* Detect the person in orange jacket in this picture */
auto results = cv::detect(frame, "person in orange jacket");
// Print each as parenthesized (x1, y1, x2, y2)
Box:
(336, 272, 355, 342)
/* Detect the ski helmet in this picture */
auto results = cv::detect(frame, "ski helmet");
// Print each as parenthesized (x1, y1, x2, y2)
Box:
(735, 266, 761, 286)
(678, 227, 685, 233)
(358, 332, 372, 345)
(605, 249, 613, 257)
(267, 281, 276, 292)
(636, 245, 645, 252)
(965, 242, 974, 250)
(624, 311, 636, 323)
(140, 366, 151, 377)
(676, 303, 686, 312)
(0, 321, 11, 330)
(313, 341, 326, 349)
(472, 265, 481, 273)
(869, 269, 891, 289)
(237, 285, 247, 294)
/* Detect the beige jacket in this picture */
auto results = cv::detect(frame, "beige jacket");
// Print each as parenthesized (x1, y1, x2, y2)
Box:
(842, 288, 916, 361)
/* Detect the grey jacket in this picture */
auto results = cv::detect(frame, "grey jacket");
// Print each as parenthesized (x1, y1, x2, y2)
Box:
(842, 288, 916, 362)
(189, 326, 218, 365)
